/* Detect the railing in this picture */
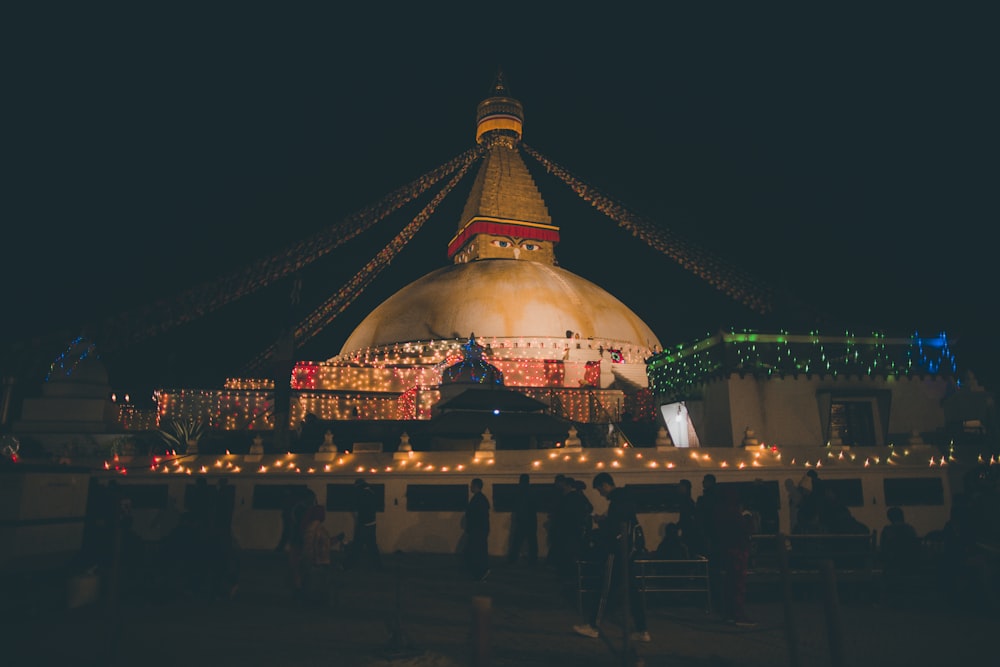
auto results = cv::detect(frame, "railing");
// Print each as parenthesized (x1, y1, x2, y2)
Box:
(575, 556, 712, 613)
(633, 558, 712, 613)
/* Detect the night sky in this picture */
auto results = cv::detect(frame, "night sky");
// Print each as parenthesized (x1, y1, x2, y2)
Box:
(4, 6, 997, 406)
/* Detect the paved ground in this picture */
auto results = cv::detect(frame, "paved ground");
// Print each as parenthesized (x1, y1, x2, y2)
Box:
(3, 549, 997, 667)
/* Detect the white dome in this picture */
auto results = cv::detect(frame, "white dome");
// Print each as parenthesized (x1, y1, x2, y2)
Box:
(340, 259, 661, 354)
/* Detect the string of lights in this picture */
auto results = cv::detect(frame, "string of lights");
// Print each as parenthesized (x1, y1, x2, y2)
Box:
(522, 144, 777, 315)
(648, 329, 959, 401)
(244, 149, 482, 371)
(96, 148, 481, 352)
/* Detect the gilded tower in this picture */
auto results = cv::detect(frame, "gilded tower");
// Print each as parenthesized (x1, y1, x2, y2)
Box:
(448, 73, 559, 266)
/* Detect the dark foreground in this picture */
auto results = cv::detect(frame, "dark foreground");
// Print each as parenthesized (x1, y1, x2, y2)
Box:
(3, 549, 996, 667)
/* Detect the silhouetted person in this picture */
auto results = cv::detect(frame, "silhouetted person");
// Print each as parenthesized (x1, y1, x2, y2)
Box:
(676, 479, 700, 557)
(298, 412, 324, 451)
(508, 473, 538, 565)
(280, 488, 311, 599)
(714, 486, 755, 627)
(464, 478, 490, 581)
(941, 495, 994, 610)
(301, 501, 343, 606)
(795, 469, 824, 530)
(820, 487, 868, 535)
(546, 474, 575, 574)
(569, 478, 595, 558)
(655, 522, 689, 560)
(880, 506, 920, 600)
(573, 472, 650, 642)
(348, 478, 382, 570)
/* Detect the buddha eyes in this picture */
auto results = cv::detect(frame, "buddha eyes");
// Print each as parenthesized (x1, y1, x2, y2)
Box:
(491, 239, 540, 251)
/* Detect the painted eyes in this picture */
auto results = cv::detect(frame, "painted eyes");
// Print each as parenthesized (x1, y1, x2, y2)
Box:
(491, 240, 540, 251)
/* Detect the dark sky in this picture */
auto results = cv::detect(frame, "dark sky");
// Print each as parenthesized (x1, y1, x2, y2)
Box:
(4, 6, 997, 404)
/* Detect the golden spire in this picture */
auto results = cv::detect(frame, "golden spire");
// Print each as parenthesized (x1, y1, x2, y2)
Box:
(449, 72, 557, 264)
(475, 68, 524, 147)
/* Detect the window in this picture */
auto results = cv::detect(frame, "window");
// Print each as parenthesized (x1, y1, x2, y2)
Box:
(121, 484, 168, 510)
(818, 390, 889, 447)
(250, 484, 310, 510)
(492, 483, 560, 513)
(821, 478, 864, 507)
(406, 484, 468, 512)
(626, 483, 687, 513)
(829, 400, 877, 446)
(883, 477, 945, 506)
(326, 483, 385, 512)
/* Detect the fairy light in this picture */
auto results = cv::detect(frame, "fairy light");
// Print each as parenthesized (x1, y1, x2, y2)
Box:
(646, 329, 959, 402)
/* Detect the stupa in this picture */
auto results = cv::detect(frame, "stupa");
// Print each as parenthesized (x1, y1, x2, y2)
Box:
(156, 74, 664, 449)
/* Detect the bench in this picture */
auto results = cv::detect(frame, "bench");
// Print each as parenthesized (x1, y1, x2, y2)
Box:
(575, 557, 712, 614)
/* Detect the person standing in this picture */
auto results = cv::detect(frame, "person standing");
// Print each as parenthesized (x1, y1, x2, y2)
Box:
(714, 486, 756, 626)
(507, 473, 538, 565)
(880, 506, 920, 600)
(548, 475, 581, 576)
(696, 473, 722, 606)
(573, 472, 651, 643)
(465, 478, 491, 581)
(348, 478, 383, 570)
(283, 489, 311, 600)
(300, 498, 333, 606)
(676, 479, 700, 557)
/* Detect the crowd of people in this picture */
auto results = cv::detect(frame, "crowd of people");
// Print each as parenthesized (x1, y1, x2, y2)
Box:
(80, 476, 240, 602)
(277, 479, 381, 606)
(80, 460, 999, 629)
